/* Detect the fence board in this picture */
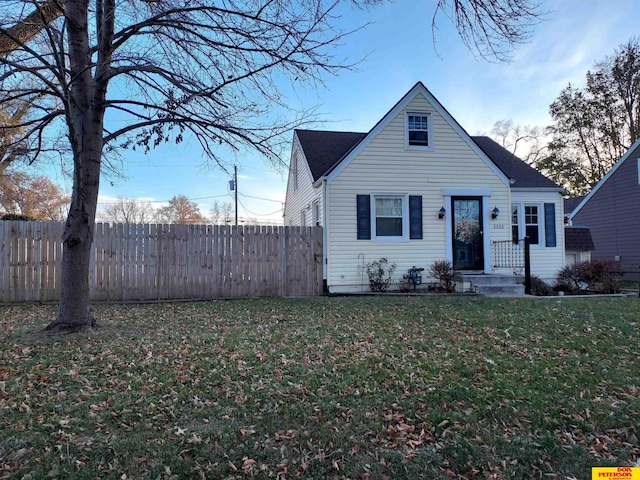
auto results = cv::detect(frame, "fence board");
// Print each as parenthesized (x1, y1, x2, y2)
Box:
(0, 221, 323, 302)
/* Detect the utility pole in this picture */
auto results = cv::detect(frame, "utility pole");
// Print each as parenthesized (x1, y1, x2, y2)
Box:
(234, 164, 238, 226)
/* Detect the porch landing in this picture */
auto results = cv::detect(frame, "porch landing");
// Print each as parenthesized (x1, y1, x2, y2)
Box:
(461, 274, 525, 296)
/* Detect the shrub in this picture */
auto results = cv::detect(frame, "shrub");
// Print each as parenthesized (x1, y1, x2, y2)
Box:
(429, 260, 458, 293)
(529, 275, 553, 296)
(590, 259, 623, 293)
(553, 277, 575, 295)
(555, 259, 623, 294)
(365, 258, 396, 292)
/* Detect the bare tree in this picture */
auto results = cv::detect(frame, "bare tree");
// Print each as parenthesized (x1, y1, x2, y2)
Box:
(490, 119, 547, 165)
(100, 197, 155, 224)
(0, 94, 42, 173)
(155, 195, 207, 224)
(209, 199, 233, 224)
(0, 1, 63, 58)
(0, 170, 69, 220)
(1, 0, 375, 333)
(2, 0, 546, 63)
(432, 0, 544, 61)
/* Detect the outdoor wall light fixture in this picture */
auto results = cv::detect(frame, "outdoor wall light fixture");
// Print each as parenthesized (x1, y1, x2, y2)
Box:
(438, 206, 446, 219)
(491, 206, 500, 220)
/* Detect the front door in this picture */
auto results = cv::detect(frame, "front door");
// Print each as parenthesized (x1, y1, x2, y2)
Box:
(452, 197, 483, 270)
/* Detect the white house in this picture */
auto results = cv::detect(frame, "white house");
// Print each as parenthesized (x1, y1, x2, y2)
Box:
(283, 82, 565, 293)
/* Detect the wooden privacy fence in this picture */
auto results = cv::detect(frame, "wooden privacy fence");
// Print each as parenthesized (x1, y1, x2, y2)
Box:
(0, 221, 323, 303)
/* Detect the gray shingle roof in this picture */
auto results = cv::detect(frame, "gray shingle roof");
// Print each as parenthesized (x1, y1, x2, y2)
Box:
(295, 129, 560, 190)
(470, 136, 560, 189)
(295, 130, 367, 182)
(564, 196, 585, 215)
(565, 226, 595, 251)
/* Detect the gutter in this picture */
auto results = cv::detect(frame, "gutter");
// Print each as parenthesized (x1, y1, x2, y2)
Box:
(510, 187, 565, 193)
(321, 177, 328, 287)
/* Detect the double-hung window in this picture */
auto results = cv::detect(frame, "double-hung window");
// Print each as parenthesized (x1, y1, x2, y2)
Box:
(357, 194, 422, 241)
(511, 205, 519, 244)
(511, 203, 541, 245)
(406, 112, 432, 148)
(524, 205, 540, 245)
(374, 196, 405, 238)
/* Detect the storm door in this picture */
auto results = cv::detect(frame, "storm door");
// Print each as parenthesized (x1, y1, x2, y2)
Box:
(452, 197, 484, 270)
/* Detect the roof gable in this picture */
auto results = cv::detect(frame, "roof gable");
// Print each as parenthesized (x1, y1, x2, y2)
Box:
(564, 195, 585, 216)
(324, 82, 510, 185)
(295, 134, 558, 191)
(570, 137, 640, 219)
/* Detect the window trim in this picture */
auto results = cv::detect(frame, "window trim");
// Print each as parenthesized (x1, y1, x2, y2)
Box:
(372, 193, 409, 241)
(405, 112, 434, 150)
(511, 202, 543, 247)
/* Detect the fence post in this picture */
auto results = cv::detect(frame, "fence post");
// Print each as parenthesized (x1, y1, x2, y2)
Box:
(524, 236, 531, 295)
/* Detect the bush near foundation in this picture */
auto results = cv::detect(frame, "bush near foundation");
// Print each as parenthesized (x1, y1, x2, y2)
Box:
(555, 259, 623, 294)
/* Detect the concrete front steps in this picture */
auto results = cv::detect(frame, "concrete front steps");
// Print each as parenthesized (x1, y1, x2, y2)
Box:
(461, 274, 525, 296)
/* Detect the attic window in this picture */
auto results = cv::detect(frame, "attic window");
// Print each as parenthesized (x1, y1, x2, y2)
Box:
(406, 112, 432, 149)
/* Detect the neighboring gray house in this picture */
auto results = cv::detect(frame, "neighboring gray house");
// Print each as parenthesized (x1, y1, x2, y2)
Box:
(564, 196, 585, 223)
(564, 197, 595, 265)
(283, 82, 565, 293)
(568, 138, 640, 273)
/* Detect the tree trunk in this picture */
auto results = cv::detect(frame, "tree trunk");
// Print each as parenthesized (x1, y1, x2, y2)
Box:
(48, 219, 97, 332)
(44, 0, 109, 333)
(45, 145, 103, 333)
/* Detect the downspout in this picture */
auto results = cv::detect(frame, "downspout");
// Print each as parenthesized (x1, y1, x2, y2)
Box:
(321, 177, 329, 294)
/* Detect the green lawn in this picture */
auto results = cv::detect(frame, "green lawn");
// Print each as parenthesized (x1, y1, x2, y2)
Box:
(1, 296, 639, 479)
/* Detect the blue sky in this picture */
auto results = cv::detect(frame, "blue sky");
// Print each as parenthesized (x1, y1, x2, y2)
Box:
(42, 0, 640, 224)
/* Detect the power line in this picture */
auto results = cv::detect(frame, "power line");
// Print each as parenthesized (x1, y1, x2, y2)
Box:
(237, 198, 282, 217)
(238, 193, 283, 203)
(97, 193, 232, 206)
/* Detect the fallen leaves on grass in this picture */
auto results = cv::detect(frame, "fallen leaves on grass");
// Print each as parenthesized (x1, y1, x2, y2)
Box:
(0, 297, 638, 479)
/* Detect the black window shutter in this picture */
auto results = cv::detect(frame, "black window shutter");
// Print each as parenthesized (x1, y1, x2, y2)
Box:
(356, 195, 371, 240)
(409, 195, 422, 239)
(544, 203, 556, 247)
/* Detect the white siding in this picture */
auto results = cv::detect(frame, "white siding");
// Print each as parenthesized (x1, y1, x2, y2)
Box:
(326, 93, 511, 292)
(510, 190, 565, 282)
(283, 139, 322, 226)
(566, 251, 591, 265)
